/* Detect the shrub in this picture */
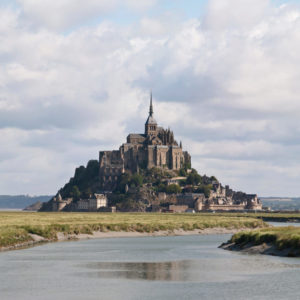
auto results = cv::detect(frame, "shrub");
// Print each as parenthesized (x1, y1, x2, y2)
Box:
(166, 184, 181, 194)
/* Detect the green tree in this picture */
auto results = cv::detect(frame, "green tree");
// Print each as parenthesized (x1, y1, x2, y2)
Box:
(195, 184, 212, 198)
(186, 173, 201, 186)
(183, 161, 191, 170)
(166, 184, 181, 194)
(157, 183, 166, 193)
(179, 168, 187, 176)
(130, 174, 144, 187)
(116, 173, 130, 193)
(202, 185, 211, 198)
(71, 186, 81, 201)
(82, 187, 93, 199)
(210, 176, 218, 182)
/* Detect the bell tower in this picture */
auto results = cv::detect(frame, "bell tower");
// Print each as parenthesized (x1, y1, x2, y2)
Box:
(145, 92, 157, 137)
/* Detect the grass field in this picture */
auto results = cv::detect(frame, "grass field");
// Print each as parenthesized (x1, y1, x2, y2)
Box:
(230, 226, 300, 254)
(225, 212, 300, 222)
(0, 212, 267, 248)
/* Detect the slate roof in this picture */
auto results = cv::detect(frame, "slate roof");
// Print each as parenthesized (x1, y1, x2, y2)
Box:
(145, 115, 157, 125)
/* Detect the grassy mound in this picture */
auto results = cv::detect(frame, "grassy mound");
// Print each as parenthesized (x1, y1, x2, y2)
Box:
(230, 226, 300, 253)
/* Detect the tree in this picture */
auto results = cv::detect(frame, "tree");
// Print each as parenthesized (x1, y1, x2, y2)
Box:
(210, 176, 218, 182)
(195, 184, 212, 198)
(186, 173, 201, 186)
(71, 186, 81, 201)
(130, 174, 144, 187)
(179, 168, 187, 176)
(116, 173, 131, 193)
(157, 183, 166, 193)
(183, 161, 191, 170)
(166, 184, 181, 194)
(202, 185, 211, 198)
(82, 187, 93, 199)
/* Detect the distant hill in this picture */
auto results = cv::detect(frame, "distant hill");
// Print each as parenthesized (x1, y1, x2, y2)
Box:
(0, 195, 52, 209)
(261, 197, 300, 211)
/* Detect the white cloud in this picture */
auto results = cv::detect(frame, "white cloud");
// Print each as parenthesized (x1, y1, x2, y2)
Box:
(17, 0, 119, 30)
(16, 0, 158, 31)
(204, 0, 270, 30)
(0, 1, 300, 196)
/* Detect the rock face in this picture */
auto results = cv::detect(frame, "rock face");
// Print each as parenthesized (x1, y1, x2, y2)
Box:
(23, 201, 43, 211)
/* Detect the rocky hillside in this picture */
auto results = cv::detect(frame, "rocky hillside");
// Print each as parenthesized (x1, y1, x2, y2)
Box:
(40, 160, 218, 212)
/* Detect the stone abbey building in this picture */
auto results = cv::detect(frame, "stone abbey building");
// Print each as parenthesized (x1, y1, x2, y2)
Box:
(99, 95, 191, 190)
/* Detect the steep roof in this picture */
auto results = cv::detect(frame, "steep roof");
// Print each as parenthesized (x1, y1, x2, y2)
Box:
(127, 134, 145, 139)
(145, 115, 157, 125)
(145, 93, 157, 125)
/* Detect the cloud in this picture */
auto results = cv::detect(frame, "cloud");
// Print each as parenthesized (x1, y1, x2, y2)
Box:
(0, 1, 300, 196)
(126, 0, 157, 12)
(16, 0, 119, 31)
(204, 0, 270, 30)
(16, 0, 158, 31)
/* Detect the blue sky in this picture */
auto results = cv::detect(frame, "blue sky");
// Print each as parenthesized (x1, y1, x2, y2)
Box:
(0, 0, 300, 196)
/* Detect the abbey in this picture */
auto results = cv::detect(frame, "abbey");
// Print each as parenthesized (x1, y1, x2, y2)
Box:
(99, 95, 191, 190)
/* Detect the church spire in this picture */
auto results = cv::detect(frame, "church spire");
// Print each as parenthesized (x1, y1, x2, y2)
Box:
(149, 91, 153, 116)
(145, 90, 157, 136)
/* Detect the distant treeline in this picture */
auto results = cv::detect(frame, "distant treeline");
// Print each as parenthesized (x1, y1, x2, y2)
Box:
(0, 195, 52, 209)
(261, 197, 300, 211)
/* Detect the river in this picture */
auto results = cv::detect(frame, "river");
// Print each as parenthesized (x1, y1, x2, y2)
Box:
(0, 224, 300, 300)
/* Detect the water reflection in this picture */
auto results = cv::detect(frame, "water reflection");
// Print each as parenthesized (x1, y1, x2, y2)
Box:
(2, 234, 300, 300)
(81, 257, 299, 282)
(83, 260, 192, 281)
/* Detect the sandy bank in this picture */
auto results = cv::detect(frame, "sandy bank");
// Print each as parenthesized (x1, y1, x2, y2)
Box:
(220, 241, 300, 257)
(1, 227, 245, 252)
(57, 227, 244, 241)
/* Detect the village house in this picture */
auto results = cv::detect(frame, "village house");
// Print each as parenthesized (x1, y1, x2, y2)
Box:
(77, 194, 108, 211)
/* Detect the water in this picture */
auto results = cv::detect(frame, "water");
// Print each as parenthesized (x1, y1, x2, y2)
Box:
(269, 221, 300, 227)
(1, 230, 300, 300)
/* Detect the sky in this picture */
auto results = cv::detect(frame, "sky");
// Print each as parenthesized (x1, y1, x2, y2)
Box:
(0, 0, 300, 197)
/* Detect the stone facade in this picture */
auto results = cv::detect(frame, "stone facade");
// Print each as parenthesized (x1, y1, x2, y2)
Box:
(99, 95, 191, 190)
(77, 194, 108, 211)
(52, 193, 72, 211)
(173, 183, 263, 212)
(203, 183, 262, 211)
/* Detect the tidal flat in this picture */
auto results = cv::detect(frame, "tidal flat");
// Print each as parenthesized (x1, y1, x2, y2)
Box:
(0, 212, 267, 250)
(1, 233, 300, 300)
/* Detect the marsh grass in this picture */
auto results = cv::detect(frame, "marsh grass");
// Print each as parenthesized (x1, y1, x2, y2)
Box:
(230, 226, 300, 252)
(0, 226, 33, 247)
(0, 212, 269, 248)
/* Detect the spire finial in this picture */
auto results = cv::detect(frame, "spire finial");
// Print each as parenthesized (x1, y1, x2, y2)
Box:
(149, 91, 153, 116)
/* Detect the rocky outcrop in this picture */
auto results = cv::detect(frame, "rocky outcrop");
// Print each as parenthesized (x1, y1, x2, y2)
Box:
(23, 201, 43, 211)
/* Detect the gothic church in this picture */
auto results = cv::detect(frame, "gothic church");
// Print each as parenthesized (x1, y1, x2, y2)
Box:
(99, 94, 191, 190)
